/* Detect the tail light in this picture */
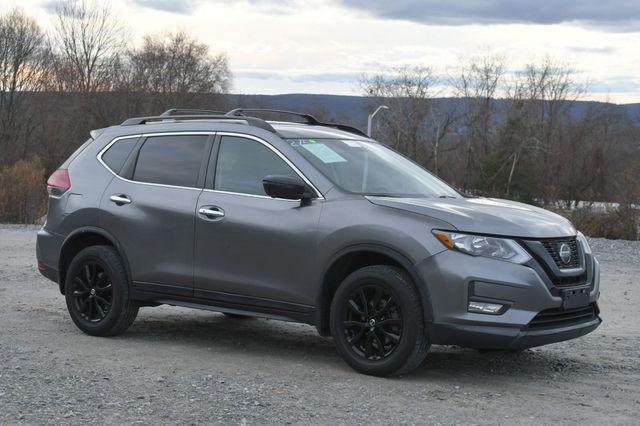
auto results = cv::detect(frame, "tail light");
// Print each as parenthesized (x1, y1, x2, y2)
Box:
(47, 169, 71, 196)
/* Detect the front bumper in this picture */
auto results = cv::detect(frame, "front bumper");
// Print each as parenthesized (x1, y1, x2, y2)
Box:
(416, 248, 601, 349)
(429, 310, 601, 349)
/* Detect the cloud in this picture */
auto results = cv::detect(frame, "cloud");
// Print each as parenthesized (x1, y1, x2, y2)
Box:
(131, 0, 199, 14)
(589, 76, 640, 93)
(567, 46, 617, 55)
(337, 0, 640, 31)
(130, 0, 301, 15)
(236, 71, 362, 84)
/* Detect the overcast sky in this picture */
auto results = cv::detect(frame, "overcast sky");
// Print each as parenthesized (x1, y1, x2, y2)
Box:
(3, 0, 639, 103)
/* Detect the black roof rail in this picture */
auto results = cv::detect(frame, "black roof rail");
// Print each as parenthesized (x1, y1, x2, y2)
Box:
(226, 108, 320, 125)
(226, 108, 368, 138)
(160, 108, 226, 117)
(317, 122, 369, 138)
(120, 114, 277, 134)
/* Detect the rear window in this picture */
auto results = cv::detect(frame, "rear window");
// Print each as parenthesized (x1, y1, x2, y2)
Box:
(102, 137, 137, 175)
(133, 135, 209, 188)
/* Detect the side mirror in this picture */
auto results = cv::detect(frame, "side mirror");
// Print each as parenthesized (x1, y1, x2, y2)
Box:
(262, 175, 314, 201)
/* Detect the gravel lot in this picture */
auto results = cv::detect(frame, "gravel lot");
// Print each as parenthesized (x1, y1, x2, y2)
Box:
(1, 225, 639, 425)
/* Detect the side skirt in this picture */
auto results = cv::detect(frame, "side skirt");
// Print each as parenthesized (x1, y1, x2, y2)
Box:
(132, 281, 316, 325)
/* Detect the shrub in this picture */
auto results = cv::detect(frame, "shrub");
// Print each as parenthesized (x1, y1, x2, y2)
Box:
(557, 206, 640, 241)
(0, 158, 47, 224)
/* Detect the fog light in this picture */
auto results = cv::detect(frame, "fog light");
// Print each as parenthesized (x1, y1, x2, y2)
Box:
(468, 301, 504, 315)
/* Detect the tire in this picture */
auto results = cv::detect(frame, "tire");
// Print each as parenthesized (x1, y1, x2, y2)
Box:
(222, 312, 252, 319)
(64, 245, 139, 336)
(330, 265, 430, 377)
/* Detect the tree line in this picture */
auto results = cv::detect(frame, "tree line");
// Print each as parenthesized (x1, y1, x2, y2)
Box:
(361, 58, 640, 239)
(0, 1, 231, 223)
(0, 1, 638, 239)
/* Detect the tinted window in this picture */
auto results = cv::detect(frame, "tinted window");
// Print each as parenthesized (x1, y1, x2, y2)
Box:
(215, 136, 297, 196)
(102, 137, 137, 175)
(133, 135, 209, 187)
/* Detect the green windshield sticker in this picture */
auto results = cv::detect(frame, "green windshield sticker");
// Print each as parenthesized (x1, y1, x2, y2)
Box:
(308, 139, 318, 144)
(302, 143, 347, 163)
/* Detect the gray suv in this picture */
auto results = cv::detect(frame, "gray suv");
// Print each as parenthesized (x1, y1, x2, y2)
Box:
(36, 108, 601, 376)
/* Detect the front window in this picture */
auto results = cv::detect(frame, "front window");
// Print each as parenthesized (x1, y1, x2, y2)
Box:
(215, 136, 298, 196)
(289, 138, 460, 198)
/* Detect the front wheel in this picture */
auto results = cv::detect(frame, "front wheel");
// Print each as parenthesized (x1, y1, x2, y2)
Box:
(222, 312, 252, 319)
(330, 265, 430, 376)
(64, 245, 138, 336)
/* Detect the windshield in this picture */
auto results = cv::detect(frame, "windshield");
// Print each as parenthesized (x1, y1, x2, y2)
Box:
(289, 138, 460, 198)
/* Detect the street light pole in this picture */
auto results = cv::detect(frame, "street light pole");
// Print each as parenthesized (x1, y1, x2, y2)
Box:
(367, 105, 389, 137)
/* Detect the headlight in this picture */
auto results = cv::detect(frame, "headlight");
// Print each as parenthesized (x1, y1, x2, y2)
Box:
(432, 230, 531, 264)
(576, 231, 592, 254)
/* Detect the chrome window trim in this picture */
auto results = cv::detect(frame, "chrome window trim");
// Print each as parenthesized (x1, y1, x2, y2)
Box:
(202, 188, 298, 202)
(96, 133, 206, 192)
(96, 131, 324, 200)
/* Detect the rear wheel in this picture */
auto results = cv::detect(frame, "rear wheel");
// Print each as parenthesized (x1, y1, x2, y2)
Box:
(330, 265, 429, 376)
(64, 245, 138, 336)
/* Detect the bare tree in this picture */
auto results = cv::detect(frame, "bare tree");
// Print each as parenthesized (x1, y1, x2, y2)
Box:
(49, 0, 126, 93)
(125, 31, 231, 113)
(454, 53, 505, 190)
(0, 9, 49, 166)
(426, 102, 460, 176)
(504, 55, 585, 200)
(362, 66, 434, 160)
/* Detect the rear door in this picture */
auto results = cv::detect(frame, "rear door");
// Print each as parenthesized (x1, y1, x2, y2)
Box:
(193, 133, 323, 308)
(100, 133, 213, 296)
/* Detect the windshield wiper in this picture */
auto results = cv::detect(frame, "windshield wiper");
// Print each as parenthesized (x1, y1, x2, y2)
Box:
(363, 193, 406, 198)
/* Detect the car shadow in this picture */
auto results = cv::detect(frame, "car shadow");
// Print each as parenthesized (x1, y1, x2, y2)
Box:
(115, 308, 604, 380)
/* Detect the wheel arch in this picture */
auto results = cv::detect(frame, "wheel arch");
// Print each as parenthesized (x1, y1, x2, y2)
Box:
(315, 243, 433, 336)
(57, 226, 131, 294)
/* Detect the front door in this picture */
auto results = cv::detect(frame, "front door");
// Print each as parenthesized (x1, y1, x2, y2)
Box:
(194, 134, 323, 309)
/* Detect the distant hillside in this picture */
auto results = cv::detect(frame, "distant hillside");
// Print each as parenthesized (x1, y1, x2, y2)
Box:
(225, 93, 640, 131)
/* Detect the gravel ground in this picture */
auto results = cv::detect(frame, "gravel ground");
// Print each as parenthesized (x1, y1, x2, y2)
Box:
(0, 225, 639, 425)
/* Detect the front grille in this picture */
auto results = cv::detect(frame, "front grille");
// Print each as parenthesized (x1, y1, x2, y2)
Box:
(553, 274, 586, 286)
(527, 303, 598, 329)
(541, 238, 580, 269)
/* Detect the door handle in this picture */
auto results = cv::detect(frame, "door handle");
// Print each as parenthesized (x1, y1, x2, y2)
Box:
(198, 206, 225, 219)
(110, 194, 131, 205)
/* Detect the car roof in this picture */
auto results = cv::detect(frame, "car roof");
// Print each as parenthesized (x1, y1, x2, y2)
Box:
(268, 121, 369, 140)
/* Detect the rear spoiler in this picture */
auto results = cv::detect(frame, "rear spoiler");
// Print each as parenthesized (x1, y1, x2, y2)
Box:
(90, 128, 106, 140)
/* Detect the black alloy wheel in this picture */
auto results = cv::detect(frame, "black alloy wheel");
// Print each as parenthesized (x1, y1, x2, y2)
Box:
(65, 245, 139, 336)
(71, 261, 113, 323)
(330, 265, 430, 377)
(341, 285, 403, 360)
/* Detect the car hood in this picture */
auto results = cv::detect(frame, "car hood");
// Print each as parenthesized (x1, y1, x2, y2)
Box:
(366, 196, 576, 239)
